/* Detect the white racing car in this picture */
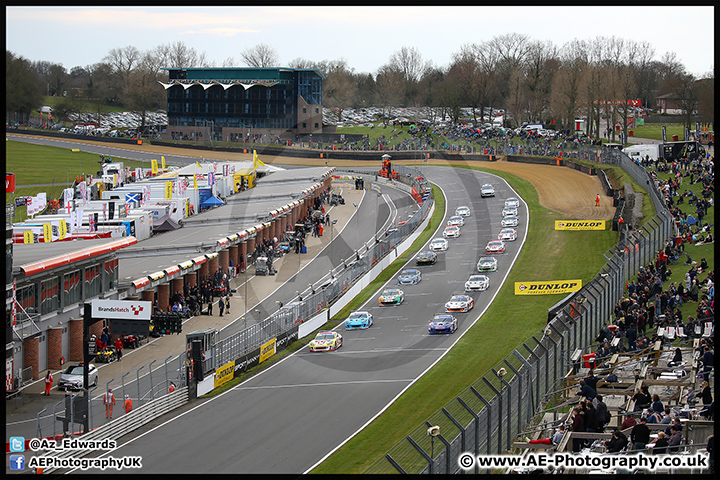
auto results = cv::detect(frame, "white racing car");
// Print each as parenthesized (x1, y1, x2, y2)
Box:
(445, 294, 475, 313)
(498, 228, 517, 241)
(465, 275, 489, 292)
(430, 238, 449, 251)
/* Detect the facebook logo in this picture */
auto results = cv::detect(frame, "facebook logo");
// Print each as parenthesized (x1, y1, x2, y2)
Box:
(9, 454, 25, 470)
(9, 436, 25, 452)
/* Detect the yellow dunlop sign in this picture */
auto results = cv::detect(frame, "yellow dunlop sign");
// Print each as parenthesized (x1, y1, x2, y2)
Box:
(515, 280, 582, 295)
(555, 220, 605, 230)
(214, 360, 235, 388)
(259, 337, 277, 364)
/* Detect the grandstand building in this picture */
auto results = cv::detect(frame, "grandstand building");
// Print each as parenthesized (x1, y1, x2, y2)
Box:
(160, 67, 325, 142)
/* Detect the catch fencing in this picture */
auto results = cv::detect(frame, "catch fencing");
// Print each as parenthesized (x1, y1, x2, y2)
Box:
(364, 150, 675, 474)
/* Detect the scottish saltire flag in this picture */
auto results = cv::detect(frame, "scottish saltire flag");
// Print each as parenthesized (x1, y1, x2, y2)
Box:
(126, 193, 139, 206)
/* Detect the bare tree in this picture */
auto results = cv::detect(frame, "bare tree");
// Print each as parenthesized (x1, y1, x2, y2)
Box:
(104, 45, 142, 105)
(551, 39, 587, 132)
(375, 64, 405, 124)
(387, 46, 429, 105)
(241, 43, 280, 68)
(318, 59, 357, 123)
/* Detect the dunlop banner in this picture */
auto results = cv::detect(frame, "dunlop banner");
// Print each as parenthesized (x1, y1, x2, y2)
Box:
(555, 220, 605, 231)
(259, 337, 277, 364)
(214, 360, 235, 388)
(515, 280, 582, 295)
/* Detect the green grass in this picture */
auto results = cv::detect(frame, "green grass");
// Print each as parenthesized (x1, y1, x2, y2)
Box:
(5, 140, 152, 222)
(626, 123, 691, 143)
(311, 165, 618, 474)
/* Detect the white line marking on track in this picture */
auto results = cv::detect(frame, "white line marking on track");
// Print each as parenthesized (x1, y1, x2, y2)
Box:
(234, 379, 415, 391)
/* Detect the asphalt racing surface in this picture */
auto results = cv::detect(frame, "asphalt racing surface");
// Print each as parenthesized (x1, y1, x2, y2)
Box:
(68, 165, 526, 474)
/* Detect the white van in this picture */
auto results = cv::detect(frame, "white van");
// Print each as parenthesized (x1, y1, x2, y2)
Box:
(622, 144, 662, 162)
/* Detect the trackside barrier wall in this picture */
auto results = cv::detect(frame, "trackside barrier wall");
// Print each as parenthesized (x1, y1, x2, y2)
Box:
(364, 150, 674, 474)
(40, 387, 189, 474)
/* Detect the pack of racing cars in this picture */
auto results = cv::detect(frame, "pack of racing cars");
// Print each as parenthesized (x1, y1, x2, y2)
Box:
(319, 196, 519, 348)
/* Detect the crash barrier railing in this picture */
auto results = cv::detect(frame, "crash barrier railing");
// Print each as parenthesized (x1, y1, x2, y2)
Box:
(36, 355, 186, 441)
(212, 166, 433, 370)
(364, 163, 675, 474)
(40, 387, 189, 474)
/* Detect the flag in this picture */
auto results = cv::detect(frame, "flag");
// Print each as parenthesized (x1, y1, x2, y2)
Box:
(43, 223, 53, 242)
(165, 181, 173, 199)
(108, 202, 115, 220)
(126, 193, 139, 206)
(50, 221, 60, 241)
(59, 219, 67, 240)
(161, 156, 166, 170)
(103, 203, 107, 221)
(23, 230, 34, 244)
(253, 150, 265, 168)
(196, 161, 202, 168)
(208, 172, 215, 186)
(89, 213, 96, 232)
(193, 174, 198, 190)
(151, 159, 158, 174)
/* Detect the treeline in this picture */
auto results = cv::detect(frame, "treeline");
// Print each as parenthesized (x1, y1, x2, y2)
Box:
(6, 34, 714, 140)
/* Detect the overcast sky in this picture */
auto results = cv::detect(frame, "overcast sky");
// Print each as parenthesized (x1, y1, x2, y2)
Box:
(5, 6, 715, 77)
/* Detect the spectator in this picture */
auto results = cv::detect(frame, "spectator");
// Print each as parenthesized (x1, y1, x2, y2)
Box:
(667, 425, 682, 453)
(594, 395, 610, 432)
(631, 417, 651, 451)
(576, 379, 597, 401)
(651, 394, 664, 414)
(604, 430, 628, 453)
(653, 432, 669, 454)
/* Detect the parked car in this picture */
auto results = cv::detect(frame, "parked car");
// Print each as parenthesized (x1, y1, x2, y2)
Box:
(57, 363, 98, 390)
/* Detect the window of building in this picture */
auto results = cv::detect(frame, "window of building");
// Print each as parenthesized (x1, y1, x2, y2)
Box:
(40, 277, 60, 315)
(84, 265, 101, 299)
(16, 284, 37, 319)
(63, 270, 81, 307)
(104, 259, 118, 291)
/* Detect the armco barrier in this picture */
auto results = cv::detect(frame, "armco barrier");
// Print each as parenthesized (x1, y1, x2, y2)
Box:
(40, 387, 188, 473)
(365, 152, 674, 474)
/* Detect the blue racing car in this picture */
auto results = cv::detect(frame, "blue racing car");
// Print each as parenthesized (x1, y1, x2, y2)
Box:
(397, 269, 422, 285)
(344, 311, 373, 330)
(428, 314, 458, 334)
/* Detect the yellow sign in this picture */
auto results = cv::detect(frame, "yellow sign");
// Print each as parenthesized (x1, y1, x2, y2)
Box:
(165, 181, 173, 199)
(24, 230, 34, 244)
(43, 223, 53, 242)
(259, 337, 276, 364)
(161, 156, 166, 170)
(214, 360, 235, 388)
(515, 280, 582, 295)
(193, 174, 198, 190)
(151, 159, 158, 174)
(555, 220, 605, 231)
(58, 220, 67, 240)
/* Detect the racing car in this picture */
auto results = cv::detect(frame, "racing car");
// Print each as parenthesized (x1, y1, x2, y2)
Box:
(397, 269, 422, 285)
(502, 206, 518, 217)
(416, 251, 437, 266)
(455, 206, 471, 217)
(505, 197, 520, 208)
(430, 238, 449, 251)
(344, 311, 373, 330)
(465, 275, 489, 292)
(477, 257, 498, 272)
(379, 288, 405, 306)
(309, 331, 343, 352)
(445, 294, 475, 312)
(443, 225, 461, 238)
(447, 215, 465, 227)
(501, 215, 519, 227)
(428, 314, 458, 334)
(481, 183, 495, 197)
(485, 240, 506, 254)
(498, 228, 517, 241)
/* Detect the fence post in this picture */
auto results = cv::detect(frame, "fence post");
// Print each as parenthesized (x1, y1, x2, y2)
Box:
(457, 397, 480, 474)
(406, 436, 433, 474)
(426, 420, 453, 474)
(470, 386, 492, 457)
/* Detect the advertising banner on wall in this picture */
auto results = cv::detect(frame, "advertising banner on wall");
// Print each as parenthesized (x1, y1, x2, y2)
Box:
(515, 280, 582, 295)
(555, 220, 605, 231)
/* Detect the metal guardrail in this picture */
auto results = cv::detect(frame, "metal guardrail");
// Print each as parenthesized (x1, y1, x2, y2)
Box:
(40, 387, 188, 474)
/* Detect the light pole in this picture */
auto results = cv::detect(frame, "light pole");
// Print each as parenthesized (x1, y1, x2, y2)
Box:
(427, 425, 440, 474)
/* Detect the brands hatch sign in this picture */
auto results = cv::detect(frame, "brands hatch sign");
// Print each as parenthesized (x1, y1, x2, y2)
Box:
(91, 299, 151, 320)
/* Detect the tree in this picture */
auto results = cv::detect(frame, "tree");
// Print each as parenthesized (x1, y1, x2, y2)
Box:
(241, 43, 280, 68)
(319, 59, 357, 123)
(375, 64, 405, 124)
(386, 46, 429, 105)
(46, 63, 68, 97)
(104, 45, 142, 106)
(551, 39, 587, 132)
(159, 41, 209, 68)
(6, 50, 44, 125)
